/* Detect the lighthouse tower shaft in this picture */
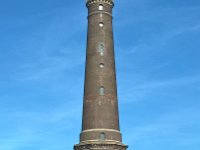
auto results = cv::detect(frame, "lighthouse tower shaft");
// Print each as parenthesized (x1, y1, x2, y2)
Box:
(74, 0, 127, 149)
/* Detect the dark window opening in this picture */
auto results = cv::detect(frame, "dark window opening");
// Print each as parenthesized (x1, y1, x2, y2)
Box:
(100, 132, 106, 140)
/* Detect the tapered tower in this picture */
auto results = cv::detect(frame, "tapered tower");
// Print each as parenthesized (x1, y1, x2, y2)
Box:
(74, 0, 127, 149)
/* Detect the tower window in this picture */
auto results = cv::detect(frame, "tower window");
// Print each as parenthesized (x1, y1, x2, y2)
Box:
(99, 22, 104, 27)
(98, 4, 104, 11)
(99, 87, 105, 96)
(100, 132, 106, 140)
(99, 63, 104, 68)
(98, 43, 105, 54)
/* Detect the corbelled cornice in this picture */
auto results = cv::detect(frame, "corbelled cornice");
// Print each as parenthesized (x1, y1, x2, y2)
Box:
(86, 0, 114, 7)
(74, 143, 127, 150)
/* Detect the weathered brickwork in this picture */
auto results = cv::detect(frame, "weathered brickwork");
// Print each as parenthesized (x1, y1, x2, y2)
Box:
(74, 0, 127, 149)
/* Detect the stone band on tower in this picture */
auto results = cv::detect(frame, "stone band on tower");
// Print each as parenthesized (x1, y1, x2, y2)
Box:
(74, 0, 127, 149)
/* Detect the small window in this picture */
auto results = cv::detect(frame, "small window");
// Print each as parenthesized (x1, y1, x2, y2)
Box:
(99, 87, 105, 96)
(98, 43, 105, 53)
(99, 22, 104, 27)
(99, 63, 104, 68)
(100, 133, 106, 140)
(98, 4, 104, 11)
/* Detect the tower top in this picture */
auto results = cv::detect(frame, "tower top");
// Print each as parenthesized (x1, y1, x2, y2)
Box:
(86, 0, 114, 6)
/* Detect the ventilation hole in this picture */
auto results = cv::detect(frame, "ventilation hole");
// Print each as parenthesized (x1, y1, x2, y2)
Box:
(99, 87, 105, 96)
(98, 4, 104, 10)
(99, 63, 104, 68)
(99, 22, 104, 27)
(100, 133, 106, 140)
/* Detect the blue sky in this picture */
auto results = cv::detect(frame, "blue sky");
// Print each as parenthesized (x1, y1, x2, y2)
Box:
(0, 0, 200, 150)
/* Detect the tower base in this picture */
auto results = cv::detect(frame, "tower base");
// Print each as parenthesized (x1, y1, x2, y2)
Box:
(74, 141, 128, 150)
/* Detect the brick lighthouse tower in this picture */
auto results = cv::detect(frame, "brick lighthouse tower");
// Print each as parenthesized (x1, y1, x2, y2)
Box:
(74, 0, 127, 149)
